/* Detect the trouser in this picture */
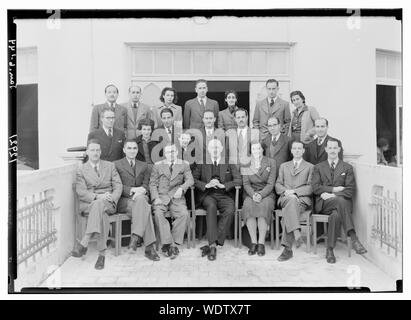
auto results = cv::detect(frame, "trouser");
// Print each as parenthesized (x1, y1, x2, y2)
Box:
(126, 195, 156, 246)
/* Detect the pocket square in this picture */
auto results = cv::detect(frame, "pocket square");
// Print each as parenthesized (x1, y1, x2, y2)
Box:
(266, 167, 271, 172)
(341, 172, 346, 176)
(118, 140, 123, 143)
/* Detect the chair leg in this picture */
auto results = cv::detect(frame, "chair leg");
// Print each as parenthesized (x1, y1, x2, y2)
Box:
(116, 217, 122, 256)
(275, 213, 280, 250)
(306, 222, 311, 253)
(270, 218, 274, 250)
(192, 215, 196, 248)
(313, 218, 317, 255)
(186, 216, 190, 249)
(234, 210, 238, 248)
(347, 236, 352, 257)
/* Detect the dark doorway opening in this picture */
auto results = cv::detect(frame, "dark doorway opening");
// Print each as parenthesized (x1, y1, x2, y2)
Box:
(376, 84, 396, 164)
(172, 80, 250, 115)
(17, 84, 39, 170)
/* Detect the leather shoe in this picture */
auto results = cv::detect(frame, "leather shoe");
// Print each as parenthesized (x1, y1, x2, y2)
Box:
(208, 246, 217, 261)
(161, 244, 171, 257)
(136, 235, 143, 248)
(277, 248, 293, 261)
(200, 245, 210, 257)
(94, 255, 105, 270)
(295, 236, 304, 248)
(248, 243, 257, 255)
(326, 248, 336, 264)
(169, 246, 179, 260)
(72, 243, 87, 258)
(352, 240, 367, 254)
(144, 246, 160, 261)
(257, 244, 265, 256)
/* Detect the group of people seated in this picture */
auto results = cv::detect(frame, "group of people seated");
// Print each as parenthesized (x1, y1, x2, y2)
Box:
(72, 79, 367, 270)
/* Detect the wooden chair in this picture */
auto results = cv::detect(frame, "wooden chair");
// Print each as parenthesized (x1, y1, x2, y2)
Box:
(311, 214, 352, 256)
(272, 209, 311, 252)
(190, 186, 241, 248)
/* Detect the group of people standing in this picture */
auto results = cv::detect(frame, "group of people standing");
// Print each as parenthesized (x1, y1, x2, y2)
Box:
(72, 78, 367, 271)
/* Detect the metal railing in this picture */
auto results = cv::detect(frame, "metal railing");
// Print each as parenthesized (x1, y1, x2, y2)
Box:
(371, 187, 402, 257)
(17, 189, 57, 266)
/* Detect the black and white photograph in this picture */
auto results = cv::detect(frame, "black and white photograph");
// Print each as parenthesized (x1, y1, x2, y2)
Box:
(6, 6, 405, 297)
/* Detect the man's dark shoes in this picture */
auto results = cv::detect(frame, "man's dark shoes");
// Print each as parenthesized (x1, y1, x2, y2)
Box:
(352, 240, 367, 254)
(257, 244, 265, 256)
(94, 255, 105, 270)
(161, 244, 171, 257)
(277, 247, 293, 261)
(169, 246, 179, 259)
(208, 246, 217, 261)
(248, 243, 257, 255)
(136, 235, 143, 248)
(129, 235, 143, 250)
(144, 245, 160, 261)
(72, 243, 87, 258)
(200, 245, 210, 257)
(295, 236, 304, 248)
(326, 248, 336, 264)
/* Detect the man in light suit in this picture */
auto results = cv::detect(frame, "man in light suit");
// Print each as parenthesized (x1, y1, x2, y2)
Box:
(183, 79, 219, 129)
(89, 84, 128, 132)
(87, 107, 125, 162)
(121, 85, 153, 140)
(252, 79, 291, 140)
(304, 118, 344, 165)
(261, 116, 292, 176)
(311, 139, 367, 263)
(114, 139, 159, 261)
(72, 139, 123, 270)
(150, 144, 194, 259)
(275, 141, 314, 261)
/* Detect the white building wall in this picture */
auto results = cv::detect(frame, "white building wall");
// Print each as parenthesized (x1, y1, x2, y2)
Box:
(17, 16, 401, 168)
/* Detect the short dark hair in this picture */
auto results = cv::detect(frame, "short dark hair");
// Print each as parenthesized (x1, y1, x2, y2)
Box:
(105, 84, 119, 94)
(203, 110, 215, 118)
(160, 107, 174, 118)
(234, 108, 248, 117)
(315, 117, 329, 126)
(123, 139, 138, 148)
(290, 90, 306, 104)
(138, 118, 155, 131)
(266, 79, 279, 87)
(291, 140, 305, 148)
(326, 138, 339, 147)
(160, 87, 178, 104)
(195, 79, 207, 87)
(128, 85, 141, 93)
(377, 137, 389, 148)
(101, 106, 115, 116)
(87, 139, 101, 148)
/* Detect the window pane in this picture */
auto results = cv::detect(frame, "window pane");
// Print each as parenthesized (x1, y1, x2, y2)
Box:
(174, 50, 192, 74)
(154, 50, 172, 74)
(376, 53, 386, 78)
(193, 51, 210, 74)
(267, 51, 287, 74)
(133, 50, 153, 74)
(212, 51, 229, 74)
(231, 51, 248, 74)
(249, 51, 266, 74)
(386, 55, 401, 80)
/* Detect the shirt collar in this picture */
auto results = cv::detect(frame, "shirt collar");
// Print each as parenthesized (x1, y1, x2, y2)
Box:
(127, 157, 135, 166)
(131, 101, 139, 107)
(89, 161, 100, 170)
(293, 158, 303, 168)
(205, 127, 214, 135)
(237, 127, 247, 136)
(102, 126, 113, 136)
(268, 96, 278, 104)
(272, 132, 281, 142)
(317, 134, 328, 144)
(328, 158, 339, 167)
(107, 102, 116, 108)
(198, 97, 207, 105)
(211, 156, 221, 165)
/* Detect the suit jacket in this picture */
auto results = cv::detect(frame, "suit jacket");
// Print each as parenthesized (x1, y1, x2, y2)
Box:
(136, 135, 158, 163)
(75, 160, 123, 212)
(288, 105, 320, 144)
(87, 127, 125, 162)
(311, 160, 356, 213)
(192, 161, 242, 204)
(89, 102, 128, 132)
(218, 107, 238, 131)
(183, 97, 219, 129)
(252, 97, 291, 139)
(149, 158, 194, 205)
(114, 157, 151, 212)
(121, 101, 153, 140)
(152, 104, 183, 129)
(275, 159, 314, 207)
(226, 127, 260, 166)
(304, 135, 344, 165)
(186, 127, 226, 165)
(261, 133, 292, 175)
(242, 157, 276, 199)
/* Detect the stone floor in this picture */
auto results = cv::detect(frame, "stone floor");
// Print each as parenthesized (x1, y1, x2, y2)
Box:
(39, 239, 398, 292)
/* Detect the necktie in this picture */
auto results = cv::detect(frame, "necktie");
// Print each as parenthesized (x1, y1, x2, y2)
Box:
(130, 160, 134, 169)
(133, 103, 137, 108)
(293, 161, 298, 174)
(169, 161, 174, 174)
(132, 103, 138, 122)
(94, 166, 100, 177)
(214, 160, 217, 167)
(108, 128, 113, 137)
(318, 138, 322, 146)
(330, 161, 335, 180)
(270, 99, 274, 107)
(200, 99, 205, 108)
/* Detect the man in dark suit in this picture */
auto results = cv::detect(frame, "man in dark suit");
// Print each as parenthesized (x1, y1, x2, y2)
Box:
(261, 116, 292, 176)
(72, 139, 122, 270)
(89, 84, 127, 132)
(252, 79, 291, 139)
(121, 85, 153, 139)
(114, 139, 159, 261)
(304, 118, 344, 165)
(192, 138, 242, 261)
(87, 107, 125, 162)
(311, 139, 367, 264)
(183, 79, 219, 129)
(136, 118, 157, 165)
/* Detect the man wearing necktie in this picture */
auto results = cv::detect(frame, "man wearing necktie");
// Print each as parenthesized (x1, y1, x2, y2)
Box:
(275, 141, 314, 261)
(114, 139, 159, 261)
(89, 84, 127, 132)
(183, 79, 219, 129)
(311, 139, 367, 263)
(304, 118, 344, 165)
(121, 85, 153, 140)
(87, 107, 125, 162)
(72, 139, 123, 270)
(252, 79, 291, 140)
